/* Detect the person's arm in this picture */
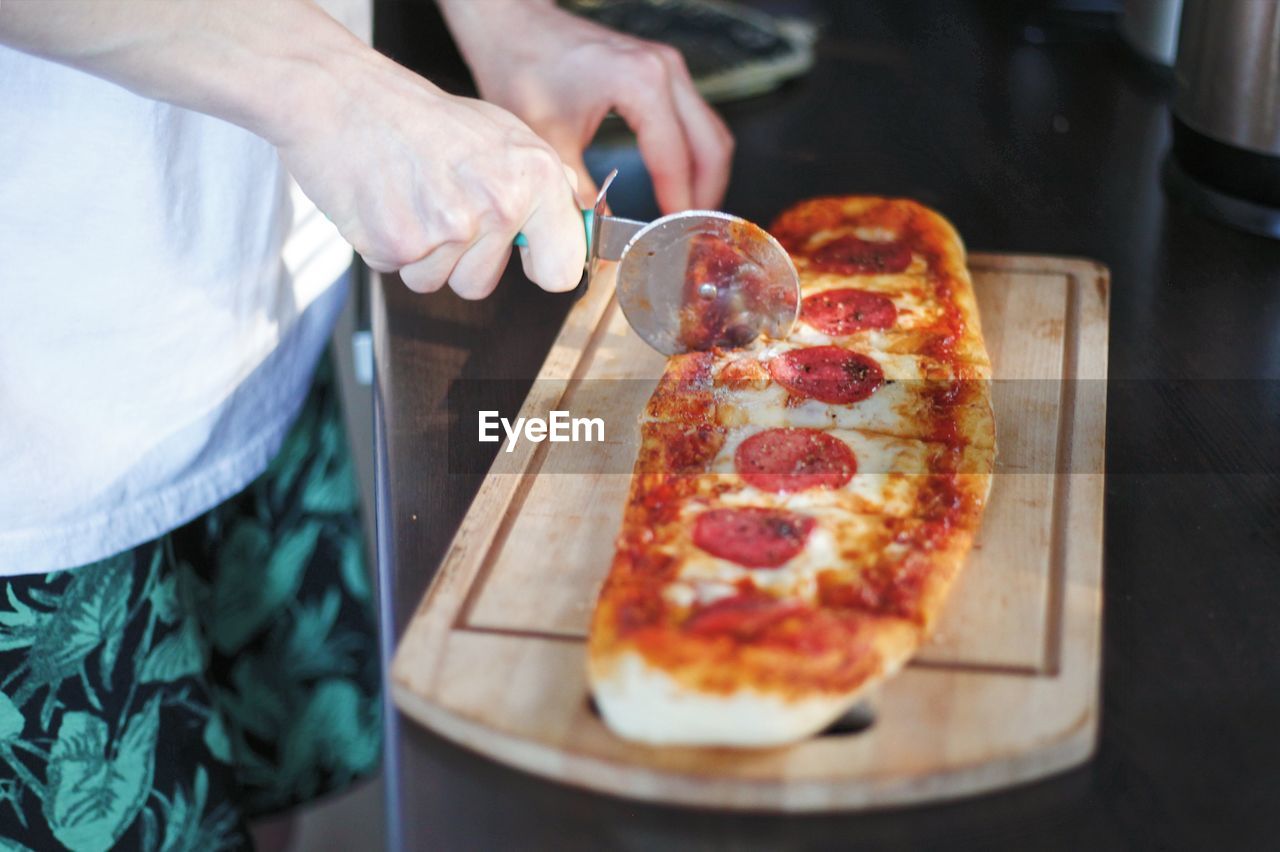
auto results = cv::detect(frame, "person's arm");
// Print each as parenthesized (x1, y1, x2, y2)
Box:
(0, 0, 585, 297)
(437, 0, 735, 213)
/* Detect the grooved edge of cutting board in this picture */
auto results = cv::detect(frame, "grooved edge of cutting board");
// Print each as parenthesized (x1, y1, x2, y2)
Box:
(391, 253, 1109, 812)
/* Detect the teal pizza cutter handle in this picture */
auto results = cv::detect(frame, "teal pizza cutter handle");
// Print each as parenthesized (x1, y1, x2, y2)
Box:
(513, 208, 596, 254)
(513, 169, 619, 264)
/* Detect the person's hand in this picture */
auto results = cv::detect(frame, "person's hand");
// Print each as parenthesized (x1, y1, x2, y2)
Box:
(0, 0, 587, 299)
(439, 0, 734, 214)
(276, 49, 586, 298)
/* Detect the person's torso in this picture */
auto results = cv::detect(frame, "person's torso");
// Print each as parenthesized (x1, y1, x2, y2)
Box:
(0, 0, 372, 574)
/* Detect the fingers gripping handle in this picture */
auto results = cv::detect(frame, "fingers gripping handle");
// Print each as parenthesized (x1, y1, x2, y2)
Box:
(513, 209, 595, 256)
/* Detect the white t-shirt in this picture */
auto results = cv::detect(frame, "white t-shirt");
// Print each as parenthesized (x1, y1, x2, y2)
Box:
(0, 0, 373, 575)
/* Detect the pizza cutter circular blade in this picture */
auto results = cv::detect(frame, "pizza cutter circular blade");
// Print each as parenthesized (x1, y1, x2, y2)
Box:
(611, 211, 801, 355)
(518, 169, 800, 355)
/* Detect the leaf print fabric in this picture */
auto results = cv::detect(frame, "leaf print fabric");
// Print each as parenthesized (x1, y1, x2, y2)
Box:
(0, 354, 381, 850)
(43, 698, 160, 852)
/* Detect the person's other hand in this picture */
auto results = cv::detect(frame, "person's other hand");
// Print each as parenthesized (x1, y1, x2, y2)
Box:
(276, 51, 585, 298)
(440, 0, 734, 213)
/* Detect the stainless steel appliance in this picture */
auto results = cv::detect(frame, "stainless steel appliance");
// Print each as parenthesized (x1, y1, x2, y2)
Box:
(1122, 0, 1184, 65)
(1168, 0, 1280, 234)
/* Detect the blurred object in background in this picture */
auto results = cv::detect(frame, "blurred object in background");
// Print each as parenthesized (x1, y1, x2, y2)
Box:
(1043, 0, 1122, 8)
(1166, 0, 1280, 237)
(560, 0, 817, 102)
(1121, 0, 1184, 65)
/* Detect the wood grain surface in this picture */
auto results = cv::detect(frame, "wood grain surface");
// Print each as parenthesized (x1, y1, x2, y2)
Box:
(390, 253, 1109, 811)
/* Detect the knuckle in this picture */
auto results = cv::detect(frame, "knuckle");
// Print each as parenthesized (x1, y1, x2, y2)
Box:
(513, 146, 567, 196)
(388, 236, 424, 268)
(532, 146, 566, 181)
(481, 183, 527, 230)
(485, 170, 538, 229)
(655, 44, 685, 70)
(346, 229, 382, 265)
(491, 196, 525, 231)
(430, 208, 478, 246)
(631, 49, 670, 85)
(509, 143, 549, 177)
(375, 217, 431, 267)
(364, 232, 421, 269)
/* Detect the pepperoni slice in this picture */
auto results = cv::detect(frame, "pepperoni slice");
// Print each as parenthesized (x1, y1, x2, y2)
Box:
(692, 507, 815, 568)
(767, 346, 884, 404)
(735, 428, 856, 493)
(801, 288, 897, 335)
(684, 592, 804, 637)
(809, 235, 912, 274)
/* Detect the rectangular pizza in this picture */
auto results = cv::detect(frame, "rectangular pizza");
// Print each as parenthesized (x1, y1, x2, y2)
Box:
(587, 197, 995, 746)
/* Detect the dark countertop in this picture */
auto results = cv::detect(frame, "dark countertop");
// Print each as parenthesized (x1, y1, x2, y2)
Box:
(369, 2, 1280, 849)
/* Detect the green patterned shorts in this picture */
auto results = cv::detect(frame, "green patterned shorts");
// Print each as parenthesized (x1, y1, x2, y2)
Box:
(0, 358, 382, 851)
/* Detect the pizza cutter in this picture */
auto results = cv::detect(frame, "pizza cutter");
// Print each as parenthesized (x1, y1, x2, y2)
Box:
(517, 170, 800, 355)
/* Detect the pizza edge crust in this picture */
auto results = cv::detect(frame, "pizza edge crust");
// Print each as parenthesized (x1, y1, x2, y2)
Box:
(588, 614, 921, 747)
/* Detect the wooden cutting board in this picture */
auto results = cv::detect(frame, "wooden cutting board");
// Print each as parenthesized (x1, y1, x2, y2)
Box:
(391, 253, 1109, 811)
